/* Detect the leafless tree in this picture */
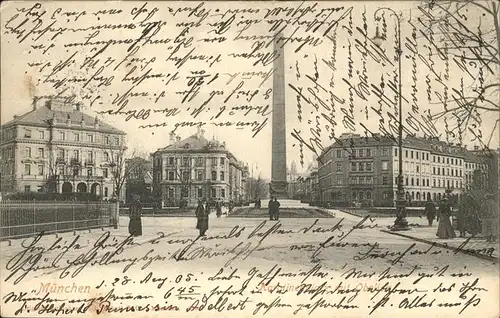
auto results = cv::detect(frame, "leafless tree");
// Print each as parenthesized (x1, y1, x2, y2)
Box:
(418, 1, 499, 148)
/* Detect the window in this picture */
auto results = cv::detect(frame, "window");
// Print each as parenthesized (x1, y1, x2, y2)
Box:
(73, 150, 79, 160)
(381, 161, 388, 170)
(416, 152, 419, 159)
(168, 171, 175, 180)
(24, 164, 31, 175)
(114, 137, 119, 145)
(416, 165, 419, 173)
(437, 167, 440, 175)
(433, 156, 436, 162)
(221, 189, 225, 198)
(74, 133, 80, 141)
(39, 131, 45, 139)
(383, 176, 388, 185)
(104, 136, 109, 144)
(87, 151, 93, 162)
(411, 178, 414, 186)
(24, 129, 31, 138)
(196, 157, 204, 166)
(25, 147, 31, 158)
(433, 179, 436, 187)
(351, 177, 358, 184)
(366, 176, 372, 184)
(351, 162, 357, 171)
(197, 170, 203, 181)
(87, 168, 93, 176)
(336, 150, 342, 158)
(426, 153, 429, 161)
(198, 188, 203, 198)
(24, 185, 31, 192)
(168, 157, 174, 165)
(38, 148, 44, 158)
(438, 157, 441, 163)
(38, 165, 44, 176)
(59, 132, 65, 140)
(183, 171, 190, 181)
(336, 162, 342, 172)
(103, 152, 109, 162)
(382, 148, 388, 156)
(359, 149, 364, 157)
(220, 157, 225, 166)
(103, 168, 108, 178)
(336, 175, 342, 185)
(183, 157, 190, 166)
(433, 167, 436, 174)
(405, 150, 408, 158)
(395, 148, 398, 157)
(416, 178, 419, 186)
(367, 149, 372, 156)
(446, 158, 449, 164)
(211, 188, 216, 198)
(405, 177, 409, 186)
(211, 171, 217, 181)
(87, 134, 94, 142)
(411, 151, 414, 159)
(366, 162, 372, 171)
(220, 171, 225, 181)
(366, 191, 372, 199)
(395, 177, 398, 185)
(359, 177, 365, 184)
(359, 162, 365, 171)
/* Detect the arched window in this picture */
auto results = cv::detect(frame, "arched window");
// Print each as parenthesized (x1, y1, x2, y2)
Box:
(211, 170, 217, 181)
(366, 191, 372, 200)
(416, 192, 421, 201)
(359, 191, 364, 200)
(352, 191, 357, 200)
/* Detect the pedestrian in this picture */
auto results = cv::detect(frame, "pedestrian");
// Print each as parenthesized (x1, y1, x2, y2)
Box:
(195, 198, 209, 237)
(457, 201, 467, 238)
(424, 197, 436, 226)
(436, 197, 456, 239)
(268, 197, 275, 220)
(273, 197, 281, 220)
(128, 194, 142, 237)
(479, 193, 499, 242)
(216, 201, 222, 218)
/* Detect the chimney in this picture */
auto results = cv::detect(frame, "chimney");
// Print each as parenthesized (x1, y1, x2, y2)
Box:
(169, 132, 176, 143)
(94, 116, 99, 129)
(32, 97, 37, 110)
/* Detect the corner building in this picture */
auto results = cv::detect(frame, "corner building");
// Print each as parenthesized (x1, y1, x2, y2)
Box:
(0, 98, 126, 198)
(151, 131, 247, 207)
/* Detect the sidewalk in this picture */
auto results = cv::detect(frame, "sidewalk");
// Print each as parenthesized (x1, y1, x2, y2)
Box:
(336, 211, 500, 262)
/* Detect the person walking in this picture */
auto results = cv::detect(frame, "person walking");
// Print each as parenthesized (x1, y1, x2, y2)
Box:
(195, 198, 209, 237)
(216, 201, 222, 218)
(128, 194, 143, 237)
(480, 193, 499, 242)
(436, 197, 456, 239)
(268, 197, 274, 220)
(424, 197, 436, 226)
(273, 197, 281, 221)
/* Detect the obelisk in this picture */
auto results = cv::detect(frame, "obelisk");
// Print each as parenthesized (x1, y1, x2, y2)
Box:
(270, 33, 288, 198)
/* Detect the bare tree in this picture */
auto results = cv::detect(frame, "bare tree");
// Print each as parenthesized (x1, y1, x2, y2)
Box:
(418, 1, 500, 148)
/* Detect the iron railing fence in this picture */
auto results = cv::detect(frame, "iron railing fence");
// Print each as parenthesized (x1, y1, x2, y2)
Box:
(0, 200, 115, 241)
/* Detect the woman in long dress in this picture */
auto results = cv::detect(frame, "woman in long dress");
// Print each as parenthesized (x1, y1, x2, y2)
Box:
(128, 195, 143, 236)
(436, 198, 456, 239)
(196, 198, 209, 236)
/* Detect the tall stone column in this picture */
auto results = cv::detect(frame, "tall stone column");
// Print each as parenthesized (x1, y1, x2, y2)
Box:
(270, 33, 288, 198)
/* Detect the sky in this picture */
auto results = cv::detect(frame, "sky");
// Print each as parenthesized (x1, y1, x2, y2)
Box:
(1, 1, 498, 180)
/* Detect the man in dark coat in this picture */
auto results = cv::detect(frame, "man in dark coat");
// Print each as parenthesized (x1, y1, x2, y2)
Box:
(216, 201, 222, 218)
(480, 193, 499, 242)
(424, 197, 436, 226)
(268, 197, 275, 220)
(196, 198, 209, 236)
(272, 197, 281, 220)
(128, 194, 142, 237)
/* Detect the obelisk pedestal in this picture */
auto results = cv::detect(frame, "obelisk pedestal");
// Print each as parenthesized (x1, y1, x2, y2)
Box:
(269, 33, 288, 198)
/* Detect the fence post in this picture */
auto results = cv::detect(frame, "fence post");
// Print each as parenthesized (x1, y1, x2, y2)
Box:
(55, 199, 58, 238)
(33, 199, 36, 236)
(72, 202, 76, 235)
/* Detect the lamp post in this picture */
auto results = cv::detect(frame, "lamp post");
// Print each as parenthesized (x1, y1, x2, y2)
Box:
(372, 8, 409, 231)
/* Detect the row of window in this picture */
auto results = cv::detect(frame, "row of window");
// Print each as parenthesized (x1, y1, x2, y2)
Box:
(21, 128, 120, 145)
(22, 147, 117, 163)
(23, 164, 109, 178)
(165, 170, 226, 181)
(158, 156, 226, 167)
(432, 166, 463, 177)
(165, 187, 226, 199)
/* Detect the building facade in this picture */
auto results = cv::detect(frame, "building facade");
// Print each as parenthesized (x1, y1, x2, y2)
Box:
(151, 131, 247, 207)
(0, 97, 126, 199)
(317, 133, 496, 207)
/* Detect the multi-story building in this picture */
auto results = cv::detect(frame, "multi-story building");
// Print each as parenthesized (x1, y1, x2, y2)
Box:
(317, 133, 495, 207)
(0, 97, 126, 199)
(151, 130, 247, 207)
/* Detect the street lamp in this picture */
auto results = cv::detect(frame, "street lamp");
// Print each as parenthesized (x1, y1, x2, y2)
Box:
(372, 8, 409, 231)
